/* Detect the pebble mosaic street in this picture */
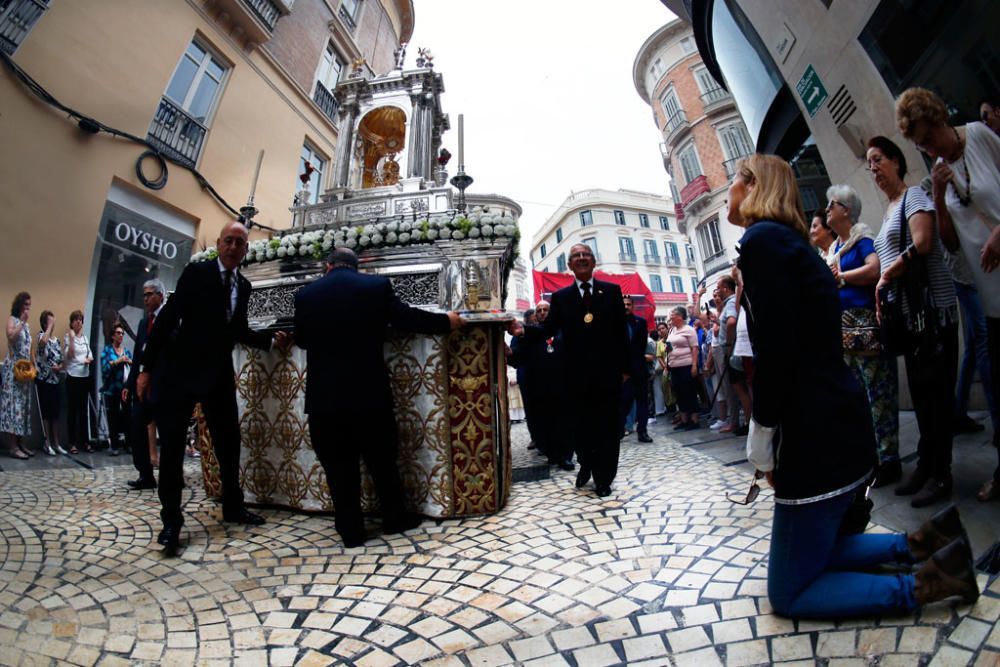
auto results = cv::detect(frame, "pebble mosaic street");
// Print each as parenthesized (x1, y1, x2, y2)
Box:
(1, 416, 999, 666)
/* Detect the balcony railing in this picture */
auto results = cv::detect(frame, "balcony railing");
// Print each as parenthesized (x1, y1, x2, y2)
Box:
(704, 252, 734, 276)
(338, 4, 357, 30)
(665, 256, 682, 267)
(313, 82, 339, 124)
(723, 155, 750, 178)
(146, 97, 207, 169)
(0, 0, 48, 55)
(664, 108, 688, 135)
(679, 174, 710, 208)
(241, 0, 281, 30)
(619, 252, 637, 263)
(700, 87, 731, 110)
(644, 254, 661, 266)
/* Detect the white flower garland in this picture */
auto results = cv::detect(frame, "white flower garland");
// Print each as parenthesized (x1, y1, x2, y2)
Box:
(189, 211, 520, 265)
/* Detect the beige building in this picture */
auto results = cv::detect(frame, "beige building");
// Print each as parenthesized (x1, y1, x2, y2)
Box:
(529, 188, 696, 321)
(0, 0, 411, 352)
(632, 19, 753, 291)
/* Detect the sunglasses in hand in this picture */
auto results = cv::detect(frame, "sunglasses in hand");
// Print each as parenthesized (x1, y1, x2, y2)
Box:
(728, 470, 765, 505)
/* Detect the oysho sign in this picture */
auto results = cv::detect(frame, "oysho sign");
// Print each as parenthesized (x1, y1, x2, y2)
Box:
(112, 221, 178, 260)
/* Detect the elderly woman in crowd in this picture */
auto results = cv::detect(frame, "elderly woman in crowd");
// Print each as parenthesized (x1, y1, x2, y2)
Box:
(36, 309, 67, 456)
(868, 135, 959, 508)
(64, 310, 94, 454)
(825, 184, 901, 487)
(100, 322, 132, 456)
(809, 213, 836, 258)
(733, 152, 977, 618)
(665, 307, 700, 431)
(2, 292, 34, 459)
(895, 87, 1000, 502)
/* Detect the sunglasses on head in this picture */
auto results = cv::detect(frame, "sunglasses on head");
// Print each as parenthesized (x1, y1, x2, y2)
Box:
(727, 470, 764, 505)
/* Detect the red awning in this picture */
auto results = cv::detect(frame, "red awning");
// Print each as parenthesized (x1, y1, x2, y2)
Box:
(531, 270, 655, 331)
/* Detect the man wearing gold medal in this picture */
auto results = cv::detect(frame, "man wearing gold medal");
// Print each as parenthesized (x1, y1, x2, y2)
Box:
(512, 244, 629, 497)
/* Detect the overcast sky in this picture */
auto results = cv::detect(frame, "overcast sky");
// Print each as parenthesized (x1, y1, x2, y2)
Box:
(408, 1, 679, 257)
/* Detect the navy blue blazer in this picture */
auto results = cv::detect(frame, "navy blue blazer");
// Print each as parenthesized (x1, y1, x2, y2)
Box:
(738, 221, 876, 500)
(625, 313, 651, 379)
(142, 260, 272, 396)
(526, 278, 628, 395)
(293, 267, 451, 415)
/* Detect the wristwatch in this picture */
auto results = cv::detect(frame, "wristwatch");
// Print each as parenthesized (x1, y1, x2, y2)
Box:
(838, 275, 846, 288)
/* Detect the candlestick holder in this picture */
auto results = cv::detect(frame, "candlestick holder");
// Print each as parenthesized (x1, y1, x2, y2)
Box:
(450, 169, 473, 213)
(239, 198, 259, 227)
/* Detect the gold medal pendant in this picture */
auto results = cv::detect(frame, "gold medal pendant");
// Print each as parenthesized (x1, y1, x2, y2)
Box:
(583, 313, 594, 324)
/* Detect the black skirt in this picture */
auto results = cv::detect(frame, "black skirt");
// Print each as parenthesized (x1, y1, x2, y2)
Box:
(36, 380, 61, 420)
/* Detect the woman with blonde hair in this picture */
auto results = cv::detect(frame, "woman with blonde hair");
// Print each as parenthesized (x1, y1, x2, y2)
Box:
(733, 154, 977, 618)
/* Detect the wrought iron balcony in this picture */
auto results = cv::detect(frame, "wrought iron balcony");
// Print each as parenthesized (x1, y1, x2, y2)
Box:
(680, 174, 710, 209)
(644, 254, 661, 266)
(146, 97, 207, 169)
(338, 4, 357, 31)
(704, 252, 733, 276)
(241, 0, 281, 30)
(665, 256, 682, 267)
(313, 82, 339, 124)
(619, 252, 637, 264)
(723, 155, 751, 178)
(700, 87, 731, 113)
(664, 108, 688, 137)
(0, 0, 48, 55)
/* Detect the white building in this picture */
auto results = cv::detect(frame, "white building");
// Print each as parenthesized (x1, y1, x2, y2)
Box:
(529, 188, 697, 320)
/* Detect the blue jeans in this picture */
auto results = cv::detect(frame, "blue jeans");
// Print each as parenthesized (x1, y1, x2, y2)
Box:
(624, 402, 636, 431)
(955, 282, 998, 431)
(768, 492, 917, 618)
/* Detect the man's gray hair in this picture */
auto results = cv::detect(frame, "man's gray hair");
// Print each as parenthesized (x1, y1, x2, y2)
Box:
(144, 278, 166, 296)
(825, 184, 862, 224)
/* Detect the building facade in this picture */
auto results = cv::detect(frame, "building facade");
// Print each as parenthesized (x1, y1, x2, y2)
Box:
(663, 0, 998, 232)
(0, 0, 411, 357)
(529, 189, 696, 321)
(632, 19, 753, 291)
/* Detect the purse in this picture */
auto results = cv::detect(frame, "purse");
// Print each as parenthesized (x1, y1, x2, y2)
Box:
(13, 358, 37, 382)
(841, 308, 882, 354)
(880, 191, 940, 358)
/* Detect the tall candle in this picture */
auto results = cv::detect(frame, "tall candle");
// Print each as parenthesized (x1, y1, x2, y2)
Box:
(458, 114, 464, 168)
(249, 149, 265, 201)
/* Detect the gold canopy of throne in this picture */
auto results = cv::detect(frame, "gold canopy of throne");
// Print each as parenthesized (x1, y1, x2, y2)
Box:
(358, 106, 406, 188)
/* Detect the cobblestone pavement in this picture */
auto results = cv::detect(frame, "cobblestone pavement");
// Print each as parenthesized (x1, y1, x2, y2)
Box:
(2, 423, 1000, 666)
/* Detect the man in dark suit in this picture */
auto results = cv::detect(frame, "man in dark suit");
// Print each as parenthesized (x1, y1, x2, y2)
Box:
(122, 278, 166, 490)
(512, 243, 628, 497)
(137, 221, 288, 554)
(509, 301, 572, 469)
(622, 296, 654, 443)
(294, 248, 464, 547)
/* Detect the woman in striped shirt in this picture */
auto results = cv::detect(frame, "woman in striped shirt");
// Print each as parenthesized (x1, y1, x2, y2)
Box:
(868, 135, 958, 509)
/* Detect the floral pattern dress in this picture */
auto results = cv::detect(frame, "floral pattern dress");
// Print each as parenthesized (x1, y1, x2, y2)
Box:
(1, 317, 32, 436)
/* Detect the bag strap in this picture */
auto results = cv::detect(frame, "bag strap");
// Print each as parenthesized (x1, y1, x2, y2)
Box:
(897, 189, 909, 253)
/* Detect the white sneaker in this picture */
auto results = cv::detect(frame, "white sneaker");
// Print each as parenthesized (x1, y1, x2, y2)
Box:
(709, 420, 729, 430)
(43, 443, 56, 456)
(55, 445, 68, 455)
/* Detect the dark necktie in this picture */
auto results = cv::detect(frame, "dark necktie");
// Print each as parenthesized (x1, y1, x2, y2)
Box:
(146, 312, 155, 336)
(581, 281, 592, 310)
(224, 270, 234, 322)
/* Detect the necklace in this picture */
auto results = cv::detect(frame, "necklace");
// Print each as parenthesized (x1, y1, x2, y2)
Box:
(951, 126, 971, 207)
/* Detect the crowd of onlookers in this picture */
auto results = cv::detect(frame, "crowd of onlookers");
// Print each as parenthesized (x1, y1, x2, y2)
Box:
(1, 279, 197, 467)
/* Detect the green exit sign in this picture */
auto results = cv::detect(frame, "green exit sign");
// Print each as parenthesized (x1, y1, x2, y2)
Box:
(796, 65, 828, 118)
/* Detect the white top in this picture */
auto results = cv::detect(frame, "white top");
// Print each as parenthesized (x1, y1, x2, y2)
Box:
(733, 308, 753, 357)
(64, 331, 92, 378)
(939, 122, 1000, 317)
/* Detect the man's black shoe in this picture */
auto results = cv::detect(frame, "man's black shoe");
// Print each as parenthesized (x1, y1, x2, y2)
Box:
(384, 513, 423, 535)
(896, 467, 930, 496)
(954, 415, 985, 435)
(575, 467, 591, 489)
(127, 478, 157, 490)
(595, 486, 612, 498)
(557, 459, 575, 471)
(637, 433, 653, 443)
(912, 478, 953, 508)
(341, 533, 368, 548)
(222, 509, 266, 526)
(157, 525, 181, 555)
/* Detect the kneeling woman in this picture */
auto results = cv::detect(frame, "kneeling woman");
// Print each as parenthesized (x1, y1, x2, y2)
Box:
(729, 154, 978, 618)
